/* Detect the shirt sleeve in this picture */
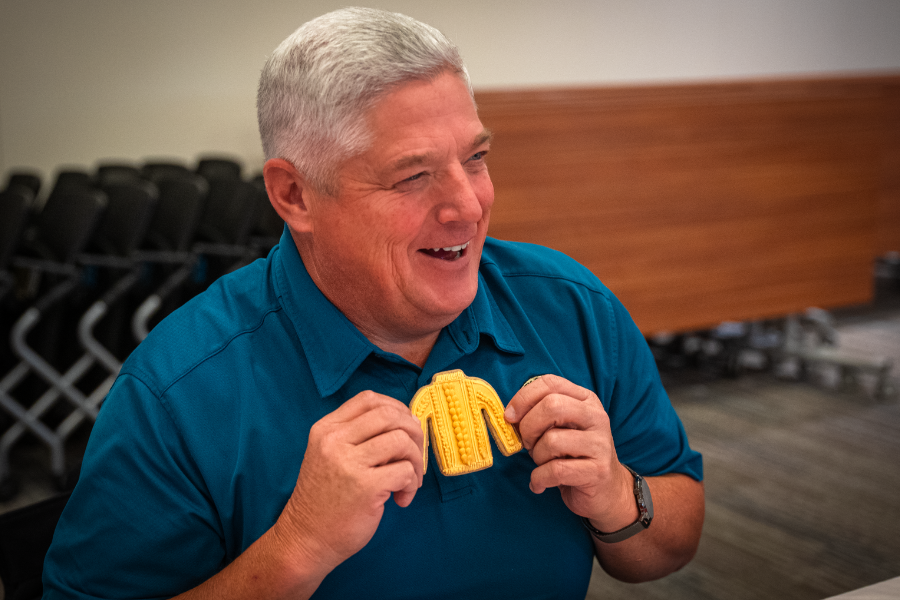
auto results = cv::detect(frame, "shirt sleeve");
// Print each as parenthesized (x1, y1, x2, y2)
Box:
(43, 373, 226, 599)
(603, 292, 704, 481)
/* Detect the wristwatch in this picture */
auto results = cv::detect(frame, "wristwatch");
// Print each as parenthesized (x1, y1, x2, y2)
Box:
(581, 465, 653, 543)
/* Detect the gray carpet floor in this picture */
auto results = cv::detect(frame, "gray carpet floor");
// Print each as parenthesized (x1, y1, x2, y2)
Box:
(587, 301, 900, 600)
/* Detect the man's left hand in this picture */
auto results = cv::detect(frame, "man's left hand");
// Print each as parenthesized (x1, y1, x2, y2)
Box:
(504, 374, 639, 534)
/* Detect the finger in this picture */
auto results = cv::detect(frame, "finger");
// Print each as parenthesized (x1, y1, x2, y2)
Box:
(505, 374, 594, 424)
(356, 429, 425, 485)
(350, 460, 421, 512)
(529, 427, 606, 466)
(340, 403, 424, 449)
(393, 490, 416, 508)
(517, 392, 605, 450)
(364, 434, 424, 506)
(529, 458, 601, 495)
(371, 461, 420, 508)
(357, 432, 424, 509)
(328, 390, 410, 424)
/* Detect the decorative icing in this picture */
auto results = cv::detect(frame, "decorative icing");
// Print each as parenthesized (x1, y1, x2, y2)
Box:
(410, 369, 523, 476)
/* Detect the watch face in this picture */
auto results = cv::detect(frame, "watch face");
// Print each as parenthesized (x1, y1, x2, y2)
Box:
(636, 475, 653, 524)
(582, 466, 654, 542)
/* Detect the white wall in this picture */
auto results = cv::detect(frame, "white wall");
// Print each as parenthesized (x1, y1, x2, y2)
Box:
(2, 0, 899, 183)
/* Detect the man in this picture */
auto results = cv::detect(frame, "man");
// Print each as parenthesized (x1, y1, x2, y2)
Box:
(44, 7, 703, 599)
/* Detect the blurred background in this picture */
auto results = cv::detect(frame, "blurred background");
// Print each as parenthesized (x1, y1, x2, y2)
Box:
(1, 1, 899, 599)
(2, 0, 900, 177)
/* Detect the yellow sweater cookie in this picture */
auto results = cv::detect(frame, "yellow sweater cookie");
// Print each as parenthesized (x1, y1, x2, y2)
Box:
(410, 369, 523, 476)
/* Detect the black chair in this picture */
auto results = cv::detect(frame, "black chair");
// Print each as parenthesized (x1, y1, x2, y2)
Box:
(47, 169, 92, 197)
(189, 177, 264, 281)
(0, 491, 71, 600)
(141, 160, 191, 182)
(0, 188, 107, 498)
(197, 178, 261, 247)
(0, 182, 157, 502)
(143, 174, 209, 253)
(29, 180, 161, 459)
(92, 179, 159, 257)
(23, 188, 107, 265)
(3, 171, 42, 200)
(131, 174, 209, 341)
(0, 186, 34, 301)
(0, 186, 35, 435)
(94, 163, 142, 187)
(196, 156, 242, 182)
(76, 179, 160, 354)
(248, 174, 284, 255)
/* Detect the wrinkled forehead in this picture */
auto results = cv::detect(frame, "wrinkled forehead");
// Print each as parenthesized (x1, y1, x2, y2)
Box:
(366, 70, 476, 130)
(335, 70, 478, 164)
(364, 74, 482, 150)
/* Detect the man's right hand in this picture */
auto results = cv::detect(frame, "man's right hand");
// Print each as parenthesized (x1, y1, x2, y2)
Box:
(273, 390, 425, 571)
(175, 390, 424, 600)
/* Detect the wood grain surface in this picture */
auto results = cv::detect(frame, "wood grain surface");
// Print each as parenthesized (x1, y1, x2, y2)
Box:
(476, 76, 900, 334)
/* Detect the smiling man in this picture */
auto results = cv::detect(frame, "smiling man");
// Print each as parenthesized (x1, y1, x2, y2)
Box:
(268, 72, 495, 367)
(43, 8, 703, 600)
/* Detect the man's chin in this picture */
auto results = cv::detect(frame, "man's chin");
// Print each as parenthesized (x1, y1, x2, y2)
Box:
(417, 285, 478, 327)
(407, 254, 481, 321)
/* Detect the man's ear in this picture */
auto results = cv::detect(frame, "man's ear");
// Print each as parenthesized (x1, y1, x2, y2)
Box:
(263, 158, 315, 233)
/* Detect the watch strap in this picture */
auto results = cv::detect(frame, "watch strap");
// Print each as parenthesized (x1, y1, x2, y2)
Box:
(581, 465, 653, 543)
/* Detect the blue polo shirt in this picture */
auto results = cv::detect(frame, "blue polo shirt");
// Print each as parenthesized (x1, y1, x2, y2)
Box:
(44, 230, 702, 599)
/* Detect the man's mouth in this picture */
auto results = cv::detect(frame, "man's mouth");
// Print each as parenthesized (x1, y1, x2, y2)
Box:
(420, 242, 469, 261)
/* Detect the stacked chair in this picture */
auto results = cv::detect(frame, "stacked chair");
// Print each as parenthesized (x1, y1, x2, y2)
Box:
(140, 160, 192, 182)
(130, 171, 209, 341)
(192, 157, 268, 278)
(3, 172, 41, 203)
(0, 186, 34, 302)
(250, 174, 285, 253)
(0, 183, 108, 497)
(0, 157, 284, 500)
(35, 179, 161, 480)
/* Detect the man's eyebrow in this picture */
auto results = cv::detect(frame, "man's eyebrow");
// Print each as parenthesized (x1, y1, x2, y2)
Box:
(388, 129, 494, 173)
(472, 128, 493, 150)
(390, 152, 436, 173)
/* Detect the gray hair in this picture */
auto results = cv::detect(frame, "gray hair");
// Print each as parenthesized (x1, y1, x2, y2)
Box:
(257, 7, 472, 196)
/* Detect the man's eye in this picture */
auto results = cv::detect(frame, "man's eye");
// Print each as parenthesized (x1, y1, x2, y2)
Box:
(404, 172, 424, 182)
(469, 151, 486, 161)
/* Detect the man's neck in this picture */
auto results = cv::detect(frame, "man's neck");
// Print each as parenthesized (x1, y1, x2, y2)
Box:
(357, 327, 440, 369)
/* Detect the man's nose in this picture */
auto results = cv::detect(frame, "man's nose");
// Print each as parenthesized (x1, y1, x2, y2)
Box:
(435, 165, 487, 224)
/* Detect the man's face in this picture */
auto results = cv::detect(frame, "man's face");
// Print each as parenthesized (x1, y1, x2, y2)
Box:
(297, 72, 494, 347)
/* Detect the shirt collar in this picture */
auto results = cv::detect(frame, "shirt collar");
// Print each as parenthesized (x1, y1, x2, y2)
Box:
(273, 228, 524, 398)
(460, 271, 524, 357)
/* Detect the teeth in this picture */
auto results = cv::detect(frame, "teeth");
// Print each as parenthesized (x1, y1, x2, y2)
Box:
(432, 242, 469, 252)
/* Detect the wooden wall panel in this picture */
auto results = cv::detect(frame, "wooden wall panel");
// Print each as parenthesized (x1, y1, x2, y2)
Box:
(476, 76, 899, 335)
(880, 80, 900, 256)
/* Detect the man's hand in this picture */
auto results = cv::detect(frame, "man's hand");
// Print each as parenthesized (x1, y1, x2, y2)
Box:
(275, 391, 425, 571)
(174, 391, 425, 600)
(504, 374, 637, 533)
(504, 373, 704, 583)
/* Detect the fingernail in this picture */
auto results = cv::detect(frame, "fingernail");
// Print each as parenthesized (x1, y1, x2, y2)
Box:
(504, 405, 516, 422)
